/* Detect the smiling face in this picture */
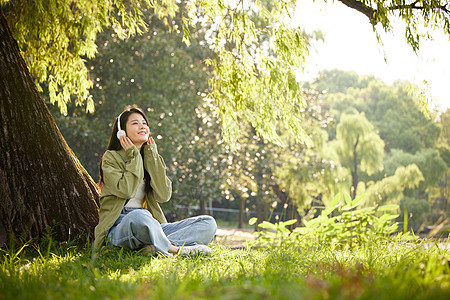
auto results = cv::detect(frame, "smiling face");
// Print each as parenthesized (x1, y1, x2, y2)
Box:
(125, 112, 150, 148)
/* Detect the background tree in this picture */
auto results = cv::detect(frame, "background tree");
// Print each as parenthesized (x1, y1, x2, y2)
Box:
(304, 69, 374, 94)
(329, 113, 385, 199)
(384, 149, 447, 190)
(221, 89, 335, 227)
(363, 164, 424, 206)
(309, 70, 441, 150)
(309, 70, 448, 227)
(221, 129, 275, 228)
(433, 109, 450, 213)
(273, 90, 336, 212)
(382, 148, 447, 226)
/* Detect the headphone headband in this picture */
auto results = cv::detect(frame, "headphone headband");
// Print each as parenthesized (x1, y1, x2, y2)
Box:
(117, 112, 123, 131)
(116, 112, 126, 139)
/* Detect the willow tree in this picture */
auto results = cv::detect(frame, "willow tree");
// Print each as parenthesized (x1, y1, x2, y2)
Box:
(331, 113, 385, 199)
(0, 0, 448, 246)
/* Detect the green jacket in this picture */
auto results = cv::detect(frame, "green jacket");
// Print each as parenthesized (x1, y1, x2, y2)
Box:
(93, 143, 172, 253)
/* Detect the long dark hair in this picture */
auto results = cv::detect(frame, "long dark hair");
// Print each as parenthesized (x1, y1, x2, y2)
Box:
(98, 105, 152, 194)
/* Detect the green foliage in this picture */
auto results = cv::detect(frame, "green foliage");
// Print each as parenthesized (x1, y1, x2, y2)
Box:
(374, 88, 441, 153)
(320, 112, 385, 200)
(309, 70, 447, 226)
(256, 218, 297, 243)
(384, 149, 447, 189)
(316, 72, 441, 153)
(221, 90, 334, 221)
(407, 80, 435, 118)
(305, 69, 375, 94)
(437, 109, 450, 150)
(333, 113, 384, 175)
(3, 0, 449, 146)
(195, 0, 310, 146)
(400, 197, 431, 229)
(252, 193, 404, 248)
(363, 164, 424, 206)
(2, 0, 177, 115)
(2, 0, 312, 146)
(274, 126, 336, 209)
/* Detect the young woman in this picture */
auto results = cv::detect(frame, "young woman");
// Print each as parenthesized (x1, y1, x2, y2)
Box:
(93, 105, 217, 256)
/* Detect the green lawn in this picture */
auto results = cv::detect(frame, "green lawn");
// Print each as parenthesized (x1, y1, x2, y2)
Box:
(1, 234, 449, 299)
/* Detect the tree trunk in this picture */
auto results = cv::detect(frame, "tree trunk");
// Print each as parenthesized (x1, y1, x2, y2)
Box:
(0, 9, 99, 247)
(351, 137, 359, 199)
(238, 195, 244, 229)
(440, 172, 448, 212)
(270, 181, 300, 228)
(199, 199, 206, 215)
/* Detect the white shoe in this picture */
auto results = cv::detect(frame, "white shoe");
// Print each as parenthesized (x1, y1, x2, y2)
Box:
(179, 244, 212, 256)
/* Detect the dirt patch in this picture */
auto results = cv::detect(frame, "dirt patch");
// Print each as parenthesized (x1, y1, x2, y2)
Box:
(214, 227, 256, 247)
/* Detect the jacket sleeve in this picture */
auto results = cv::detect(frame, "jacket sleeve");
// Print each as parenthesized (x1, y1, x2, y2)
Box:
(143, 143, 172, 203)
(101, 146, 144, 199)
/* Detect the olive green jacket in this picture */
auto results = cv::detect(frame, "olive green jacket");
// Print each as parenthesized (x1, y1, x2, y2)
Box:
(93, 143, 172, 253)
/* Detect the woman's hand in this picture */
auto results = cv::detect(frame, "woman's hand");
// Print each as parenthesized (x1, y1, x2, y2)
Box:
(119, 136, 134, 150)
(148, 137, 155, 145)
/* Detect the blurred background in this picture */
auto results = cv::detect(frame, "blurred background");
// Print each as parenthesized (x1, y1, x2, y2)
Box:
(44, 4, 448, 235)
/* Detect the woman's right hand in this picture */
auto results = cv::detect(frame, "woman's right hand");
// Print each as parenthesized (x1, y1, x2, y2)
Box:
(119, 136, 134, 151)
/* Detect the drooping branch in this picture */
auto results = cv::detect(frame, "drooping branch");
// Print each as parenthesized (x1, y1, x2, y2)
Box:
(338, 0, 377, 25)
(338, 0, 450, 25)
(389, 0, 450, 15)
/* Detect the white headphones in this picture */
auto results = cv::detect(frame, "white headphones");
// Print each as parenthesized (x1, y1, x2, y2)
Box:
(116, 112, 127, 139)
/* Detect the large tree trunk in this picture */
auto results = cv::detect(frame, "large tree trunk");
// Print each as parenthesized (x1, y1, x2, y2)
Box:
(0, 9, 99, 247)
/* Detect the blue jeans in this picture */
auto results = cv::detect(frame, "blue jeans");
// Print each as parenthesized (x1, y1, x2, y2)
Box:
(107, 207, 217, 256)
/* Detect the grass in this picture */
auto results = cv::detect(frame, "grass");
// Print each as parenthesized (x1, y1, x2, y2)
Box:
(1, 233, 449, 299)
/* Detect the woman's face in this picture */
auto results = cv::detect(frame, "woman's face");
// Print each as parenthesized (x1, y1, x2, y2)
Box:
(125, 112, 150, 146)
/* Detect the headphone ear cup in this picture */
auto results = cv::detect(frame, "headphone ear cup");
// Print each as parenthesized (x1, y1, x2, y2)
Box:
(117, 130, 126, 139)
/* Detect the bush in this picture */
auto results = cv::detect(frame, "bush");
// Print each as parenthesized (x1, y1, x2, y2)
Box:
(250, 194, 409, 248)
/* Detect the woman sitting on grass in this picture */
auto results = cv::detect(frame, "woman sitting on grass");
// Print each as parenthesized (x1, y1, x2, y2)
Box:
(93, 105, 216, 257)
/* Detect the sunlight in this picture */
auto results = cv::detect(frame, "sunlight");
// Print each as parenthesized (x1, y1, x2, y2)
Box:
(293, 0, 450, 111)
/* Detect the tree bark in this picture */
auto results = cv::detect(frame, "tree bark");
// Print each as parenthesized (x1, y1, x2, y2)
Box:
(0, 8, 99, 247)
(351, 137, 359, 199)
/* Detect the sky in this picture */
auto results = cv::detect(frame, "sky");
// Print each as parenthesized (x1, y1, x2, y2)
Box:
(292, 0, 450, 112)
